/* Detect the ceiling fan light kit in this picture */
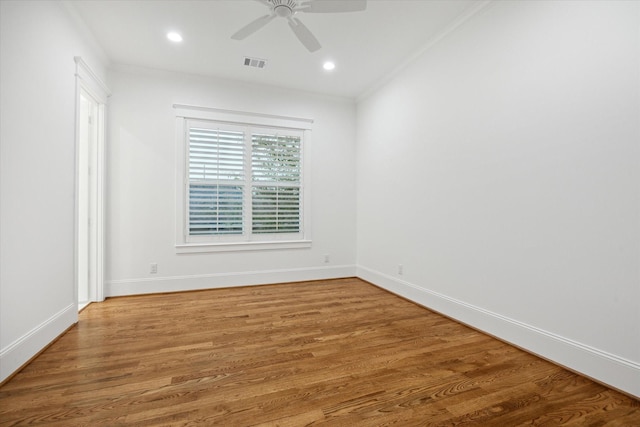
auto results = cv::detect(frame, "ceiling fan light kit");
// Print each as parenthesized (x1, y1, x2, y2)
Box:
(231, 0, 367, 53)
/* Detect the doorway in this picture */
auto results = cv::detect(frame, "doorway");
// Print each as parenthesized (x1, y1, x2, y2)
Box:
(74, 56, 109, 311)
(77, 90, 98, 310)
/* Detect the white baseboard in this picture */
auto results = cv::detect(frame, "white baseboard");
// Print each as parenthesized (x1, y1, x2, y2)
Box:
(357, 265, 640, 399)
(106, 265, 357, 297)
(0, 303, 77, 383)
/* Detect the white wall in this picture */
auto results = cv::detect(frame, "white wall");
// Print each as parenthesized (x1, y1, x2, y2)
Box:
(0, 1, 108, 382)
(356, 0, 640, 397)
(105, 66, 357, 295)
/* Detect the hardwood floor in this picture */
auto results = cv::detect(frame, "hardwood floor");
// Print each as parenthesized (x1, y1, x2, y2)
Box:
(1, 278, 638, 426)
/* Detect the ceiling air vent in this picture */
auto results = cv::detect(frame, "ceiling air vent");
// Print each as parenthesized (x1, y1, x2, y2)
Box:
(243, 56, 267, 69)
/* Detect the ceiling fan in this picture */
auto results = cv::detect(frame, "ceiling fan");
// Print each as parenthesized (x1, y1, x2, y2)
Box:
(231, 0, 367, 53)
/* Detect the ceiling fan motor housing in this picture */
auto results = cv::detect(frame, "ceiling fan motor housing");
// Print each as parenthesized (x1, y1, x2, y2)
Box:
(270, 0, 298, 18)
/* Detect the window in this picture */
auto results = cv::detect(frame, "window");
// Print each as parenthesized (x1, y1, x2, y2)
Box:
(251, 132, 301, 234)
(188, 125, 246, 237)
(174, 105, 312, 252)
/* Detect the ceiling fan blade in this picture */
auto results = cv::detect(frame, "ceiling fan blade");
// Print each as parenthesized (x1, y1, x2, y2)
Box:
(301, 0, 367, 13)
(231, 14, 276, 40)
(288, 18, 321, 52)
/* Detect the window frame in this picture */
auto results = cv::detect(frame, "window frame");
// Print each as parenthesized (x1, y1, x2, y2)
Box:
(174, 104, 313, 253)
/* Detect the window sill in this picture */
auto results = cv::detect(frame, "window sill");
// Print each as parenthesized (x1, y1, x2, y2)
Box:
(176, 240, 312, 254)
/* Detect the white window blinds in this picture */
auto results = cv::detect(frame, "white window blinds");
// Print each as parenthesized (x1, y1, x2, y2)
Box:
(252, 133, 301, 234)
(186, 121, 303, 241)
(188, 127, 245, 235)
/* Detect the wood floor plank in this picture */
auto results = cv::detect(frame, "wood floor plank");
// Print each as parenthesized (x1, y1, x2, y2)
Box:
(0, 278, 638, 426)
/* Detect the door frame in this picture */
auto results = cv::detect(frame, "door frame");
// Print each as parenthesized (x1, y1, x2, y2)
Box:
(74, 57, 110, 307)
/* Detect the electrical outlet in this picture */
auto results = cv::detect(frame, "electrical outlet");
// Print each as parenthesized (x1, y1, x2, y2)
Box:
(150, 263, 158, 274)
(398, 264, 403, 275)
(324, 254, 330, 263)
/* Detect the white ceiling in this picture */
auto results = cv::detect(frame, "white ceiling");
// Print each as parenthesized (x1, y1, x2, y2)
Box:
(69, 0, 477, 99)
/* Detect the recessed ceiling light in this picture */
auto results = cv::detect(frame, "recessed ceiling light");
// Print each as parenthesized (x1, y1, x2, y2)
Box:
(167, 32, 183, 43)
(323, 61, 336, 71)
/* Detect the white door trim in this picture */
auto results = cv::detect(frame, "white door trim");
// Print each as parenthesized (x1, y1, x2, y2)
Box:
(74, 57, 109, 305)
